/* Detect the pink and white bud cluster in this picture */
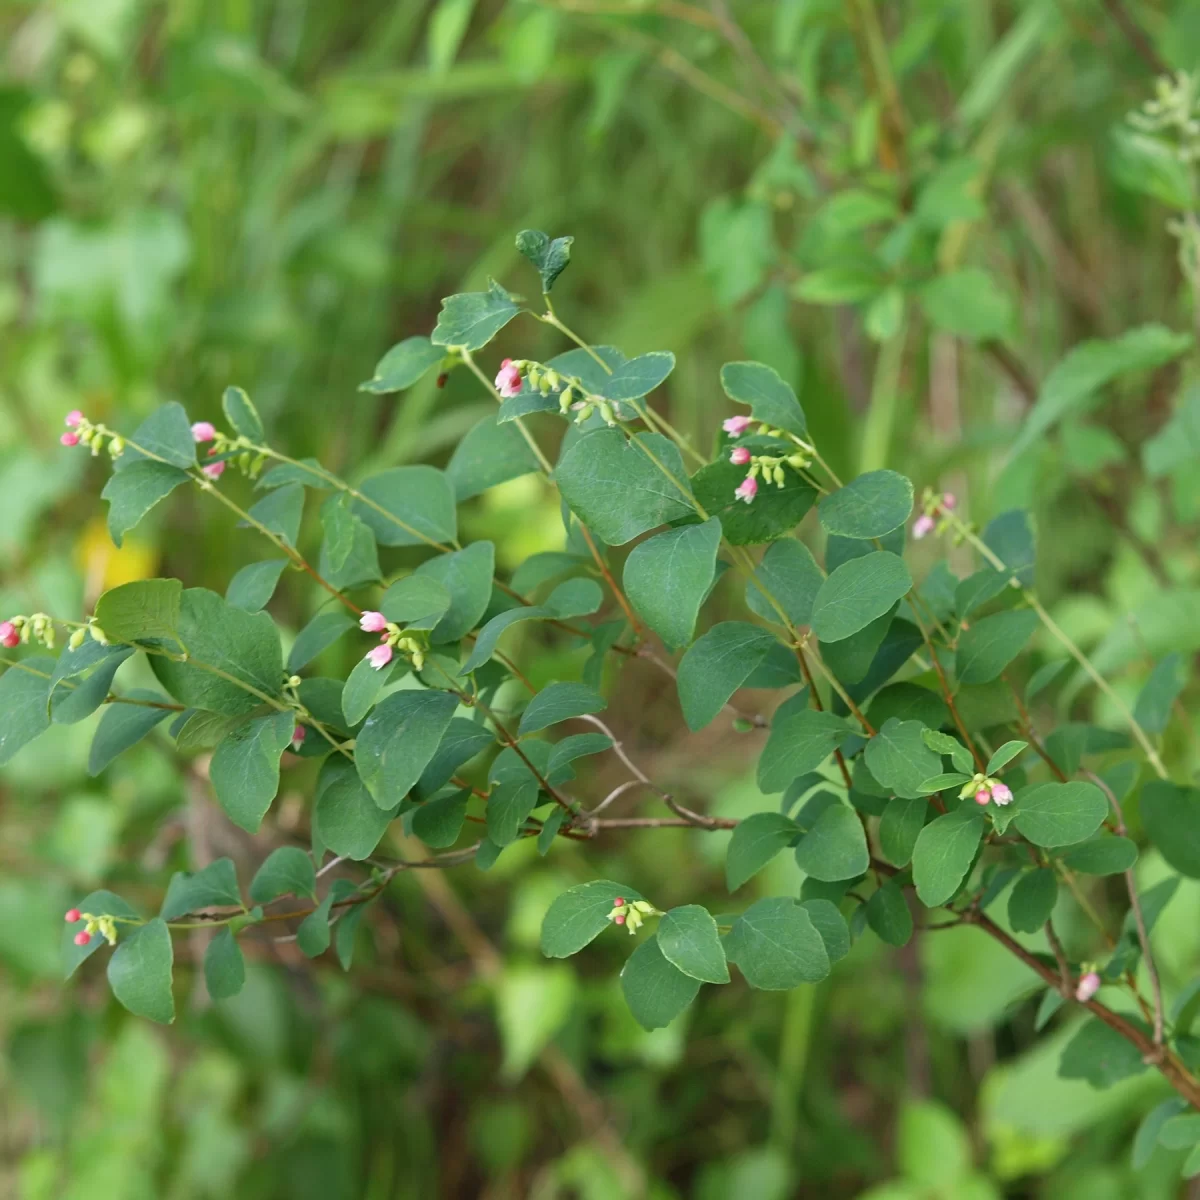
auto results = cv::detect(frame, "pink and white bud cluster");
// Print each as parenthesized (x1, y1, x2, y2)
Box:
(64, 907, 119, 948)
(59, 411, 125, 458)
(721, 414, 814, 505)
(359, 610, 426, 672)
(912, 489, 958, 540)
(606, 897, 659, 934)
(2, 613, 64, 650)
(193, 422, 271, 483)
(960, 773, 1014, 807)
(1075, 970, 1101, 1002)
(494, 358, 524, 398)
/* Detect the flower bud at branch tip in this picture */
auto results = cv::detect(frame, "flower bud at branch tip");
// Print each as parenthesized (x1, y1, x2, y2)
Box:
(191, 421, 217, 443)
(359, 611, 388, 633)
(1075, 971, 1101, 1002)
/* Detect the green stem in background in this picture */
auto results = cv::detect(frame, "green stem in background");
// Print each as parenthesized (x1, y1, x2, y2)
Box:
(858, 323, 907, 475)
(770, 984, 817, 1151)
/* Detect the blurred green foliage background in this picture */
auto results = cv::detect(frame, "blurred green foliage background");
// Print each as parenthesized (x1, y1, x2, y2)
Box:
(3, 1, 1200, 1196)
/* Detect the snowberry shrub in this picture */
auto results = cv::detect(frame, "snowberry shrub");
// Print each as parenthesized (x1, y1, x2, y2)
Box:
(5, 223, 1200, 1171)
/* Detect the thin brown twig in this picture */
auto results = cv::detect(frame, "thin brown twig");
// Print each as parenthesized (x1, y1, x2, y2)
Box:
(1101, 0, 1170, 75)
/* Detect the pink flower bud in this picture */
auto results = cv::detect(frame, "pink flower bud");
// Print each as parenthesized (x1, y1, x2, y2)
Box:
(191, 421, 216, 443)
(990, 782, 1013, 806)
(722, 415, 753, 436)
(613, 913, 626, 925)
(494, 360, 523, 398)
(65, 410, 84, 428)
(202, 461, 226, 480)
(735, 474, 758, 504)
(74, 931, 92, 947)
(64, 908, 81, 923)
(974, 788, 991, 806)
(60, 431, 80, 447)
(614, 897, 625, 907)
(1075, 971, 1101, 1002)
(367, 643, 394, 670)
(359, 610, 388, 633)
(291, 725, 306, 748)
(912, 514, 935, 539)
(729, 447, 752, 465)
(941, 492, 956, 511)
(0, 621, 17, 649)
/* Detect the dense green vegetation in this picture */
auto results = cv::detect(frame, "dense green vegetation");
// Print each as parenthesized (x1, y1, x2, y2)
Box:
(3, 2, 1200, 1197)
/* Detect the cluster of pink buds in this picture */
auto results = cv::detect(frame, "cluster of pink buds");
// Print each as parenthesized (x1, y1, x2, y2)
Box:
(64, 907, 118, 948)
(606, 896, 659, 935)
(1, 613, 62, 650)
(912, 489, 957, 540)
(722, 414, 814, 505)
(1075, 969, 1101, 1002)
(496, 355, 620, 426)
(59, 411, 125, 458)
(359, 610, 426, 672)
(959, 773, 1014, 807)
(192, 420, 269, 482)
(494, 358, 525, 398)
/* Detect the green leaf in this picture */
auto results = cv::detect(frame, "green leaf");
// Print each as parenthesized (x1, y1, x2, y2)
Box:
(1144, 384, 1200, 477)
(88, 692, 172, 774)
(226, 559, 288, 612)
(336, 894, 369, 970)
(414, 718, 496, 798)
(726, 812, 801, 891)
(1133, 1099, 1189, 1170)
(955, 609, 1038, 684)
(0, 658, 53, 765)
(447, 413, 540, 501)
(811, 551, 912, 643)
(545, 577, 602, 618)
(821, 604, 897, 685)
(745, 538, 824, 627)
(917, 773, 973, 794)
(719, 360, 807, 438)
(1134, 652, 1186, 735)
(416, 541, 495, 643)
(160, 858, 241, 920)
(1007, 868, 1058, 933)
(546, 731, 612, 777)
(173, 710, 237, 753)
(353, 466, 457, 547)
(117, 402, 196, 470)
(538, 809, 566, 854)
(459, 605, 553, 676)
(597, 352, 676, 403)
(430, 278, 520, 349)
(1159, 1113, 1200, 1151)
(866, 879, 913, 946)
(412, 787, 470, 849)
(920, 729, 974, 775)
(793, 803, 869, 882)
(519, 682, 606, 736)
(297, 891, 336, 958)
(555, 428, 694, 546)
(1061, 835, 1138, 875)
(356, 690, 459, 808)
(249, 846, 315, 903)
(986, 740, 1028, 775)
(204, 928, 245, 1000)
(209, 711, 294, 832)
(656, 905, 729, 984)
(318, 496, 380, 590)
(792, 265, 883, 305)
(148, 588, 283, 717)
(1139, 781, 1200, 877)
(357, 337, 445, 394)
(314, 756, 397, 860)
(918, 267, 1013, 341)
(245, 484, 304, 547)
(1012, 781, 1108, 848)
(757, 692, 852, 792)
(912, 807, 984, 907)
(621, 937, 702, 1031)
(380, 576, 451, 632)
(1058, 1018, 1150, 1087)
(339, 656, 388, 726)
(221, 385, 264, 441)
(101, 460, 190, 547)
(1026, 660, 1068, 703)
(676, 621, 779, 731)
(865, 719, 943, 800)
(818, 470, 913, 540)
(486, 779, 540, 846)
(879, 795, 927, 867)
(107, 918, 174, 1024)
(515, 229, 573, 293)
(48, 649, 130, 728)
(800, 897, 851, 962)
(690, 451, 819, 545)
(541, 880, 642, 958)
(1011, 325, 1192, 459)
(725, 897, 830, 989)
(94, 578, 182, 644)
(287, 610, 355, 674)
(623, 519, 721, 648)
